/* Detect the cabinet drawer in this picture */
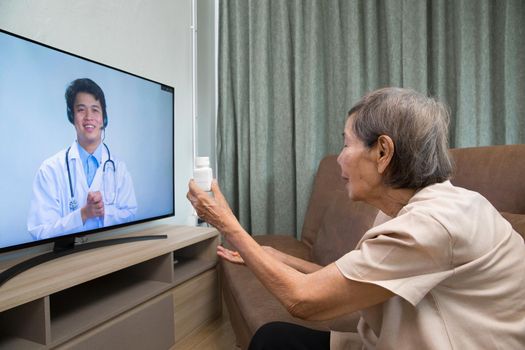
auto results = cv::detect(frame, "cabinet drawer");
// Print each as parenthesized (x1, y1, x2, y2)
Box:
(172, 268, 220, 342)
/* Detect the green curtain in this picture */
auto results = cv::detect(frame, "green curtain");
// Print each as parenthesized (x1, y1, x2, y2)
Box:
(217, 0, 525, 237)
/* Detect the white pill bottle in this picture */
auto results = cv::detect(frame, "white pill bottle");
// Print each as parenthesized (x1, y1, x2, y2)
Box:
(193, 157, 213, 191)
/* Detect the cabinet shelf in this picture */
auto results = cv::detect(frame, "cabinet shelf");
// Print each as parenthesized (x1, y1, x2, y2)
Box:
(173, 258, 217, 286)
(50, 277, 170, 344)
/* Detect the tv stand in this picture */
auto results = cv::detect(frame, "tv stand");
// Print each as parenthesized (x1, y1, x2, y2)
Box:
(53, 236, 76, 252)
(0, 225, 220, 349)
(0, 235, 168, 287)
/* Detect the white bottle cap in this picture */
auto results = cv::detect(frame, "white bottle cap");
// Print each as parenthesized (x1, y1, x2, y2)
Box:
(195, 157, 210, 167)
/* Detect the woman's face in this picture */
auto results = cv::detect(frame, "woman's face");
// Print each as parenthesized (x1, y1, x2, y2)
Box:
(337, 116, 382, 202)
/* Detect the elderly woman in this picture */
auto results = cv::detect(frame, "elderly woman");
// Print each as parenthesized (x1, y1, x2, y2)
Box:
(187, 87, 525, 349)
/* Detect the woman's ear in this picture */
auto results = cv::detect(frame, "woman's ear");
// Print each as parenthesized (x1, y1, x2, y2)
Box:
(376, 135, 394, 174)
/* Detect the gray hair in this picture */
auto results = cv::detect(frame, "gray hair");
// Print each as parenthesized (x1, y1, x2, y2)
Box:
(348, 87, 452, 189)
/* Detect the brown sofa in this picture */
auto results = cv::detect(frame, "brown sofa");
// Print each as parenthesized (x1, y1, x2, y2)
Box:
(220, 145, 525, 350)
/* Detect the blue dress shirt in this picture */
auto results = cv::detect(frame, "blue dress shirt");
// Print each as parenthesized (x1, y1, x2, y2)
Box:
(77, 143, 102, 187)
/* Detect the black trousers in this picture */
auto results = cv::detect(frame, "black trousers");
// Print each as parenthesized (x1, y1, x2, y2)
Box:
(248, 321, 330, 350)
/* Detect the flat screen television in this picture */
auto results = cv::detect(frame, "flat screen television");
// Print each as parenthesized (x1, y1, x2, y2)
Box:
(0, 29, 174, 285)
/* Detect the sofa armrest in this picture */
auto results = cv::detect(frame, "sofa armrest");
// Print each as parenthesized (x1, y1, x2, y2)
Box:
(252, 234, 312, 260)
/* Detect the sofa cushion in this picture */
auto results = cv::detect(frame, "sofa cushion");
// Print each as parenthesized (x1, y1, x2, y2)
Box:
(312, 190, 378, 266)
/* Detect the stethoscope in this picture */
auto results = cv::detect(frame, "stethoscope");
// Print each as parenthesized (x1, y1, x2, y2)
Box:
(65, 143, 116, 211)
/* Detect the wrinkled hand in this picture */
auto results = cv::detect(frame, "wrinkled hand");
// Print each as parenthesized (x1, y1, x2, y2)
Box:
(187, 179, 237, 232)
(217, 245, 244, 264)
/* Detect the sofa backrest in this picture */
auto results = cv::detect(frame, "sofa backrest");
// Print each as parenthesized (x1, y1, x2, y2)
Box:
(302, 144, 525, 266)
(300, 156, 378, 266)
(449, 144, 525, 238)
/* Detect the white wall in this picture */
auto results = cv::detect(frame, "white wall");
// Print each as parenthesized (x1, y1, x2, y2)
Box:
(196, 0, 217, 169)
(0, 0, 216, 259)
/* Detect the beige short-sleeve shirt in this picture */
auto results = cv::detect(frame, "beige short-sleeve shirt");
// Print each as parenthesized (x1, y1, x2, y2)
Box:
(334, 181, 525, 349)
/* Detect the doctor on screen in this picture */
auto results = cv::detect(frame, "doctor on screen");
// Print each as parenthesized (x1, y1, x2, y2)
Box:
(27, 78, 137, 240)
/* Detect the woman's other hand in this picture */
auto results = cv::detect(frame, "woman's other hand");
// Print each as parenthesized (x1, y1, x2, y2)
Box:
(217, 245, 245, 264)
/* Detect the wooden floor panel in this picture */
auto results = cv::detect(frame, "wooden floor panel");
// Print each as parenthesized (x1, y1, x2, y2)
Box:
(172, 311, 239, 350)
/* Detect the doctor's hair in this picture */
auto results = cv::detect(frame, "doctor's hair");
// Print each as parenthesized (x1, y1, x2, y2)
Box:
(348, 87, 453, 189)
(65, 78, 108, 128)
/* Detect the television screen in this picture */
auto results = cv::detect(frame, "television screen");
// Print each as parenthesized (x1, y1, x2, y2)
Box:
(0, 29, 174, 253)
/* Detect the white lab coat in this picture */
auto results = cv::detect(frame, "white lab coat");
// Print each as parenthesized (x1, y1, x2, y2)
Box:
(27, 141, 137, 240)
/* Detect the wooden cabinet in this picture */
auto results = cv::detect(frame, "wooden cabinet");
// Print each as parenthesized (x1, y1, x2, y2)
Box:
(0, 225, 220, 349)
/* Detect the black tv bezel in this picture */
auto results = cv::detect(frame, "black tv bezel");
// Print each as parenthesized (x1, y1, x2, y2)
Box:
(0, 28, 175, 255)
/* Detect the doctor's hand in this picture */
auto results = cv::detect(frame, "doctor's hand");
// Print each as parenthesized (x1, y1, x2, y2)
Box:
(187, 179, 240, 234)
(81, 191, 105, 223)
